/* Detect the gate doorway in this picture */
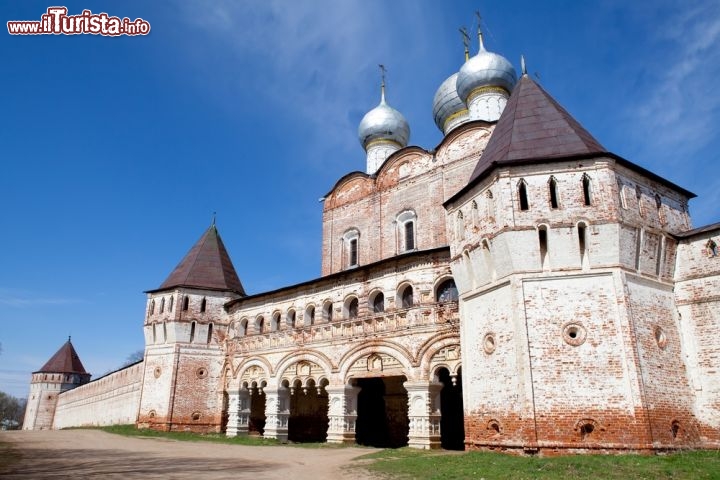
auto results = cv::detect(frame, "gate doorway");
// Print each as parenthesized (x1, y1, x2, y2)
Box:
(249, 388, 266, 435)
(438, 367, 464, 450)
(355, 376, 409, 448)
(288, 379, 329, 443)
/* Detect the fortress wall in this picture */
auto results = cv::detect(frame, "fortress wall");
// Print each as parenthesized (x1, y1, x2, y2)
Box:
(53, 362, 144, 429)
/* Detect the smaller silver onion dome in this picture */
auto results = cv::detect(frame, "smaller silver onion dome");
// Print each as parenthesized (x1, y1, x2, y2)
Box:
(432, 72, 467, 132)
(358, 89, 410, 150)
(456, 40, 517, 103)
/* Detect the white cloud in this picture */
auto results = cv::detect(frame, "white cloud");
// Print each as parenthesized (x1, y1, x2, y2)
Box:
(0, 288, 84, 308)
(631, 1, 720, 159)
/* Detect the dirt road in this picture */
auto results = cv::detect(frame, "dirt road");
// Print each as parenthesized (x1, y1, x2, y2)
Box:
(0, 430, 382, 479)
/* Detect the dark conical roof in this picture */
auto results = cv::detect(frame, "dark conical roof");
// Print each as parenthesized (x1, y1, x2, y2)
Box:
(467, 74, 606, 184)
(156, 225, 245, 294)
(36, 338, 88, 374)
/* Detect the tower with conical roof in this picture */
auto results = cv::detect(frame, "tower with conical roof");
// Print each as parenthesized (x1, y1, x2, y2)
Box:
(444, 69, 700, 451)
(23, 338, 91, 430)
(137, 222, 245, 432)
(358, 66, 410, 175)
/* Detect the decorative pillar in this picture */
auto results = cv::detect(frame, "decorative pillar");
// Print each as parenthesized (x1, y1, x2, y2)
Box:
(225, 388, 251, 437)
(263, 385, 289, 442)
(326, 384, 361, 444)
(405, 380, 443, 449)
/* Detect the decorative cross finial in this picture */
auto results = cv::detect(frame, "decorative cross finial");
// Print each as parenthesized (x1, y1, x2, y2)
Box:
(68, 335, 71, 342)
(459, 27, 470, 62)
(475, 10, 485, 51)
(211, 212, 216, 227)
(378, 64, 387, 103)
(521, 55, 527, 76)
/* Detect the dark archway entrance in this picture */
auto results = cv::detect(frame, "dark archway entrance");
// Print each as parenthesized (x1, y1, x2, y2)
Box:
(355, 376, 409, 448)
(438, 367, 464, 450)
(249, 388, 266, 435)
(288, 379, 329, 442)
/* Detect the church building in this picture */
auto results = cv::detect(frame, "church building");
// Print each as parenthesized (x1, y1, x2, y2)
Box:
(24, 24, 720, 454)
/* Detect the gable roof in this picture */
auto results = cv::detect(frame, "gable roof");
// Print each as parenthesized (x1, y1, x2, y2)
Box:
(36, 339, 88, 374)
(153, 225, 245, 294)
(445, 74, 695, 206)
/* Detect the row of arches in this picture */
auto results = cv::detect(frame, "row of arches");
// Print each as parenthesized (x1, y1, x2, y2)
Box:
(517, 174, 593, 212)
(148, 295, 206, 318)
(229, 278, 458, 337)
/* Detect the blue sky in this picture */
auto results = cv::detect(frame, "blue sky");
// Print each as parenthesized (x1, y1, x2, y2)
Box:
(1, 1, 718, 398)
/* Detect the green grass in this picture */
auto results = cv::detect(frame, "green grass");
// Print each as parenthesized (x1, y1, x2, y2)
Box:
(358, 448, 720, 480)
(98, 424, 279, 446)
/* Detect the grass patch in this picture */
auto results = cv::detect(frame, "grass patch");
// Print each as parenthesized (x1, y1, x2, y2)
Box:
(98, 424, 279, 446)
(96, 425, 353, 448)
(358, 448, 720, 480)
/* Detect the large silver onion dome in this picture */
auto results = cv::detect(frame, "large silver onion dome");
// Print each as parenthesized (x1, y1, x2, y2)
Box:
(432, 72, 466, 132)
(358, 92, 410, 150)
(456, 41, 517, 103)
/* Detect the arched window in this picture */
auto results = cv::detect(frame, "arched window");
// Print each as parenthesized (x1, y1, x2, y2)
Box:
(436, 278, 458, 302)
(200, 297, 207, 313)
(159, 298, 165, 314)
(152, 323, 157, 344)
(345, 297, 359, 319)
(239, 319, 248, 336)
(256, 316, 265, 334)
(549, 176, 559, 209)
(400, 285, 414, 308)
(538, 225, 549, 268)
(371, 291, 385, 313)
(182, 296, 189, 311)
(518, 179, 529, 211)
(287, 309, 297, 328)
(271, 312, 281, 331)
(305, 305, 315, 326)
(343, 229, 360, 268)
(150, 299, 155, 315)
(323, 301, 333, 322)
(168, 296, 174, 312)
(578, 222, 588, 265)
(397, 210, 417, 252)
(582, 174, 592, 206)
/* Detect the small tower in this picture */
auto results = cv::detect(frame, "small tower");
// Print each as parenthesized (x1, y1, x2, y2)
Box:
(23, 338, 90, 430)
(456, 18, 517, 122)
(138, 222, 245, 433)
(358, 66, 410, 175)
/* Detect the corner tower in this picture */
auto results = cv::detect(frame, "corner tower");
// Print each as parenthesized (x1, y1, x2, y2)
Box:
(23, 338, 90, 430)
(138, 222, 245, 433)
(445, 72, 699, 453)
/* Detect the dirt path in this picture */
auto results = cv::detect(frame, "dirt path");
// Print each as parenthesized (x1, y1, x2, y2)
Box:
(0, 430, 383, 479)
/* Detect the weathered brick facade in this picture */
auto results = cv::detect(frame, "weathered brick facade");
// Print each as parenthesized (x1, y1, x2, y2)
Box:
(25, 38, 719, 455)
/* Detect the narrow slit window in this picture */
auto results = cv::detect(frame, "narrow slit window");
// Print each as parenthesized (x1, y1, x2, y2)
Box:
(578, 224, 587, 254)
(168, 296, 173, 312)
(538, 226, 548, 267)
(182, 296, 189, 311)
(207, 323, 213, 344)
(160, 298, 165, 314)
(200, 297, 207, 313)
(518, 181, 529, 211)
(549, 177, 559, 209)
(349, 238, 358, 266)
(405, 221, 415, 250)
(582, 175, 592, 206)
(190, 321, 196, 343)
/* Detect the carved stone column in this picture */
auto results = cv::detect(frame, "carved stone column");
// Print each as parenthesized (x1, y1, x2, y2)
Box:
(225, 388, 251, 437)
(262, 385, 289, 442)
(405, 380, 443, 449)
(326, 384, 361, 444)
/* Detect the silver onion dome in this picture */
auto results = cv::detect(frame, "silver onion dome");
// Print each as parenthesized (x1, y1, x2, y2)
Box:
(456, 41, 517, 103)
(358, 92, 410, 150)
(432, 72, 466, 132)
